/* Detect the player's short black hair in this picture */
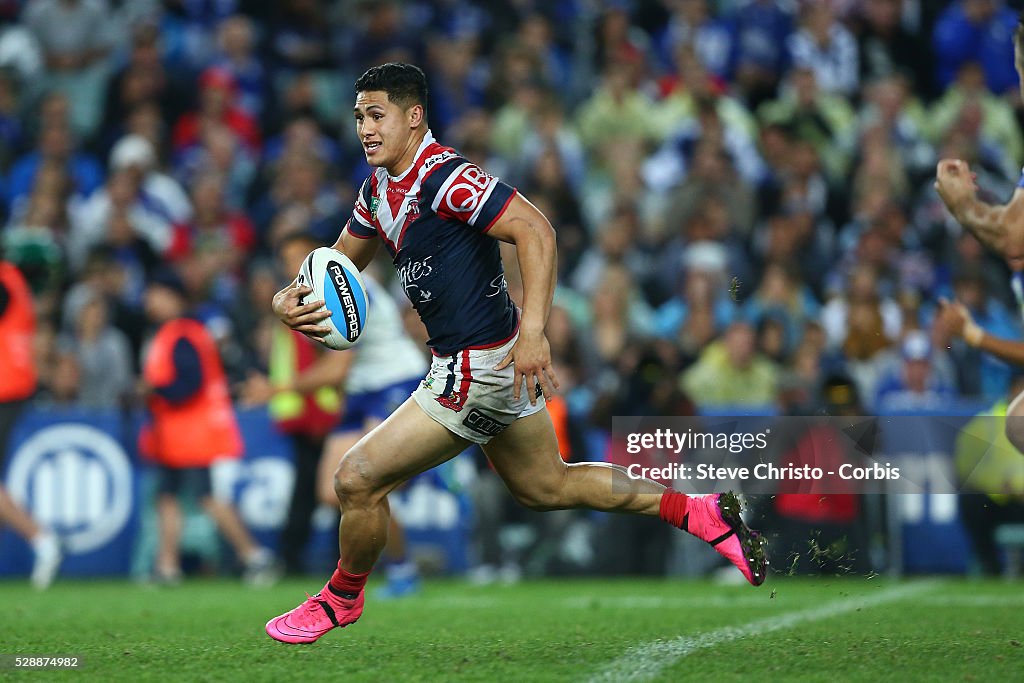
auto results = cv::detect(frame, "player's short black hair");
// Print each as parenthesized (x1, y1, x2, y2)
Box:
(354, 62, 428, 120)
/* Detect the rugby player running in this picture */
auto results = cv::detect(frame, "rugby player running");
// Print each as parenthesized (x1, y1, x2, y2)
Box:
(265, 63, 767, 644)
(935, 12, 1024, 455)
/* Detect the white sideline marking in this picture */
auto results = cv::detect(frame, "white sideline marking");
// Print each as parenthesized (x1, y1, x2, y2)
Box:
(586, 582, 938, 683)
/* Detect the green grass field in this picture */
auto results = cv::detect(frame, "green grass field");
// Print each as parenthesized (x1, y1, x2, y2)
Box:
(2, 577, 1022, 682)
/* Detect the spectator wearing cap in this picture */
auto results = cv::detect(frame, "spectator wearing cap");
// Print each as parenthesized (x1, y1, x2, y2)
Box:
(0, 14, 42, 85)
(658, 193, 755, 299)
(110, 134, 192, 226)
(874, 330, 956, 413)
(653, 239, 738, 356)
(172, 66, 260, 155)
(70, 165, 175, 270)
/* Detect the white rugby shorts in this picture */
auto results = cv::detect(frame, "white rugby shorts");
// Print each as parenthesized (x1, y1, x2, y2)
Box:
(412, 334, 547, 444)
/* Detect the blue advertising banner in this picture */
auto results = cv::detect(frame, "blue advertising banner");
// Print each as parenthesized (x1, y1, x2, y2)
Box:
(2, 407, 472, 579)
(0, 408, 141, 577)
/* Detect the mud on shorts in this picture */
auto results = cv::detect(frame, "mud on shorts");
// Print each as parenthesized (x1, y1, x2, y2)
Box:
(412, 334, 547, 444)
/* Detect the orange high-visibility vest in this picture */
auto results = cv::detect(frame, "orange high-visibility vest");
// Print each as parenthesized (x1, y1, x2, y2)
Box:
(0, 262, 37, 402)
(143, 318, 242, 467)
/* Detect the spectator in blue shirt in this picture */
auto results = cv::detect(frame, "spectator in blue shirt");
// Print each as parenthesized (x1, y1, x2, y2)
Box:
(726, 0, 794, 105)
(7, 116, 103, 206)
(935, 266, 1022, 402)
(933, 0, 1018, 94)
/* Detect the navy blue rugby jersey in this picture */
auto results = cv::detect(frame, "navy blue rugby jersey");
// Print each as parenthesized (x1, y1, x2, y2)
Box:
(345, 131, 519, 356)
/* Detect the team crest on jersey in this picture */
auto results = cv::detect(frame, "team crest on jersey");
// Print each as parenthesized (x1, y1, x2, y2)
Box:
(407, 198, 420, 219)
(370, 196, 381, 220)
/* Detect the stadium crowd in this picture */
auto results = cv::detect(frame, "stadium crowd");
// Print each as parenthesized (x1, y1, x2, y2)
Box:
(4, 0, 1024, 578)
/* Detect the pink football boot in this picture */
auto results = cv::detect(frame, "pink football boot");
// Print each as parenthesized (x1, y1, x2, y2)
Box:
(686, 492, 768, 586)
(265, 586, 364, 644)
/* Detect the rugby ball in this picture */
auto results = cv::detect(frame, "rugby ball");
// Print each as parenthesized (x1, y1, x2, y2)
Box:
(297, 247, 369, 350)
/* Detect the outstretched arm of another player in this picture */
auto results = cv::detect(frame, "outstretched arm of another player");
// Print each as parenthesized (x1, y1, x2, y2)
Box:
(938, 297, 1024, 366)
(935, 159, 1024, 255)
(271, 225, 380, 342)
(487, 194, 560, 404)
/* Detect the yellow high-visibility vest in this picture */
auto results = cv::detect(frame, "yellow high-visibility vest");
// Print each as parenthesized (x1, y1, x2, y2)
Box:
(268, 325, 341, 421)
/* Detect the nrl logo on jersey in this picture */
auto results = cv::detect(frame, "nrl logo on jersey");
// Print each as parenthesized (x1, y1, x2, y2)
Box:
(370, 196, 381, 220)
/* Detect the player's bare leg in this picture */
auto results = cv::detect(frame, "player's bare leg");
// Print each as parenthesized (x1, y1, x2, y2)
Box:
(333, 401, 467, 573)
(318, 419, 420, 597)
(267, 399, 468, 643)
(483, 408, 767, 586)
(482, 408, 664, 512)
(0, 486, 61, 588)
(0, 487, 42, 539)
(317, 431, 362, 506)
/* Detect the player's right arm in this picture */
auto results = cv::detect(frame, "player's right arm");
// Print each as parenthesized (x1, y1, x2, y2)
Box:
(274, 178, 380, 340)
(935, 159, 1024, 255)
(272, 224, 380, 340)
